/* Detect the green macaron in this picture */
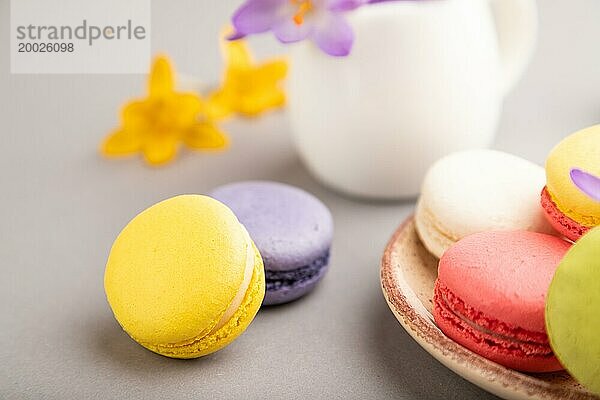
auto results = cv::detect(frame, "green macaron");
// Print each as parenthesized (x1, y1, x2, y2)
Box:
(546, 227, 600, 395)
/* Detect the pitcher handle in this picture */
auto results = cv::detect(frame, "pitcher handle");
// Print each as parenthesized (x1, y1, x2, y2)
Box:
(489, 0, 538, 94)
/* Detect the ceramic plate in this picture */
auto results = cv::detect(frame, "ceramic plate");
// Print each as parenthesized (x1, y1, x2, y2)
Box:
(380, 217, 597, 400)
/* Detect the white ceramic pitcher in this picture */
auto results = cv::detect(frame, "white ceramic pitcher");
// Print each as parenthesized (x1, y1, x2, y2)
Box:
(288, 0, 537, 199)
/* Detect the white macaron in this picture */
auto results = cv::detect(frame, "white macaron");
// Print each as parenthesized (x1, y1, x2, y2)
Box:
(415, 149, 554, 258)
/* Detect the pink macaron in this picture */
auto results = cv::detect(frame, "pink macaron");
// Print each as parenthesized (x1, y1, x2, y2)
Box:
(433, 231, 571, 372)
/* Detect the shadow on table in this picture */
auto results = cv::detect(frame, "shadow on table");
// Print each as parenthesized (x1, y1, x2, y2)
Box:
(86, 312, 235, 377)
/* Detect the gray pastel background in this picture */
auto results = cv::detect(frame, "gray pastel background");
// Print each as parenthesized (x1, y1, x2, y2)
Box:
(1, 1, 599, 399)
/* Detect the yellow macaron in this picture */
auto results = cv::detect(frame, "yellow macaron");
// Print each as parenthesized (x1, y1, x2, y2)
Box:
(543, 125, 600, 240)
(104, 195, 265, 359)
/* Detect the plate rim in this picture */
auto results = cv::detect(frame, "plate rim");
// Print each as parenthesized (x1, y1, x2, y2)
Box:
(380, 216, 596, 400)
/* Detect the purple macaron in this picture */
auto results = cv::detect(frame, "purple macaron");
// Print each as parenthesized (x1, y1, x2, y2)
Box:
(210, 181, 333, 305)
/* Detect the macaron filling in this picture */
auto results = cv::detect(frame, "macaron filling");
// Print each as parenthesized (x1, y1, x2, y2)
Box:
(541, 187, 589, 240)
(265, 251, 330, 292)
(435, 283, 553, 356)
(211, 231, 256, 333)
(415, 199, 460, 257)
(434, 282, 563, 372)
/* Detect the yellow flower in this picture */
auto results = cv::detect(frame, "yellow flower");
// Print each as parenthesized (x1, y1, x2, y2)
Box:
(101, 55, 227, 166)
(209, 37, 288, 119)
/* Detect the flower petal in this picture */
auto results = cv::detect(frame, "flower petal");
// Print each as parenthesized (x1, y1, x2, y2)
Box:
(149, 56, 175, 98)
(173, 93, 203, 118)
(272, 17, 313, 43)
(312, 13, 354, 56)
(223, 38, 254, 69)
(327, 0, 368, 12)
(232, 0, 288, 35)
(121, 101, 150, 131)
(227, 31, 246, 41)
(237, 89, 286, 116)
(101, 129, 142, 156)
(257, 59, 288, 81)
(183, 123, 228, 150)
(207, 90, 236, 120)
(571, 168, 600, 201)
(142, 136, 178, 165)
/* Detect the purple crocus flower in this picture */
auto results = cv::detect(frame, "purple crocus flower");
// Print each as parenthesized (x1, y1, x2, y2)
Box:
(229, 0, 369, 57)
(571, 168, 600, 202)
